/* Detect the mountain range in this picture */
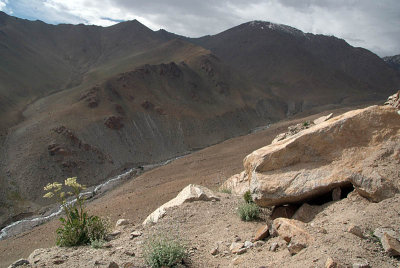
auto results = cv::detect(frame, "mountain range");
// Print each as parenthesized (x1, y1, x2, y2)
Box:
(0, 11, 399, 228)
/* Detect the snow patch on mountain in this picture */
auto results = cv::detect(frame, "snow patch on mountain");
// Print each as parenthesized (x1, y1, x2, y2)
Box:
(248, 20, 306, 37)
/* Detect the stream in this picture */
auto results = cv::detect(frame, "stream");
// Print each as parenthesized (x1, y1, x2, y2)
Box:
(0, 153, 188, 241)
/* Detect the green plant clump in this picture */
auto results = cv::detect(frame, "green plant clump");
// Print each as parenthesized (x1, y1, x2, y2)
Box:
(43, 177, 110, 247)
(143, 234, 187, 268)
(237, 202, 260, 221)
(90, 239, 105, 249)
(243, 190, 253, 203)
(219, 187, 232, 194)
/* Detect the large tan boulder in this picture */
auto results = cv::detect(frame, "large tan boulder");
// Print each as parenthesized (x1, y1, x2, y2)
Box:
(143, 184, 219, 225)
(233, 105, 399, 207)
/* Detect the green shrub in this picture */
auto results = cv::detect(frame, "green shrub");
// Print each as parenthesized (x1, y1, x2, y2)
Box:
(303, 121, 310, 127)
(243, 190, 253, 203)
(43, 177, 110, 247)
(90, 239, 105, 249)
(143, 234, 187, 268)
(238, 202, 260, 221)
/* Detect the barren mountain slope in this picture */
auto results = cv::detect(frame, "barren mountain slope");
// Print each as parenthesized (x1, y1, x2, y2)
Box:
(190, 21, 400, 113)
(1, 13, 399, 234)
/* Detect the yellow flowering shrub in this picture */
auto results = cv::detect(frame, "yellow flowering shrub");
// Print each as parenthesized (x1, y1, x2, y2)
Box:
(43, 177, 110, 247)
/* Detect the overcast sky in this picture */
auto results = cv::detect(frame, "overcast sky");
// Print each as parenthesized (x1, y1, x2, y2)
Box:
(1, 0, 399, 57)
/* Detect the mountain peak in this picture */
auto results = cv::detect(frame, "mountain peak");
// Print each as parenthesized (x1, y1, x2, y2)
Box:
(246, 20, 306, 37)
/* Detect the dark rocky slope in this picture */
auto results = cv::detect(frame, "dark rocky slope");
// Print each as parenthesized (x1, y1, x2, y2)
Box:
(383, 54, 400, 71)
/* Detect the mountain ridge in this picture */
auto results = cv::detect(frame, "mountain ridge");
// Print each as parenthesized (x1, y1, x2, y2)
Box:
(0, 11, 399, 230)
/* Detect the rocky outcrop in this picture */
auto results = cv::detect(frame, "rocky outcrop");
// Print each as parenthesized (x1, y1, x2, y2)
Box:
(104, 116, 124, 130)
(143, 184, 219, 225)
(80, 86, 100, 108)
(384, 90, 400, 110)
(224, 105, 400, 207)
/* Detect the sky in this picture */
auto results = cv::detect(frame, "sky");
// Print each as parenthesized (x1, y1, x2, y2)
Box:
(0, 0, 399, 57)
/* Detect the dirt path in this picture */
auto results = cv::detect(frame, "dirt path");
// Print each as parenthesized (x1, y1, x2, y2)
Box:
(0, 106, 358, 267)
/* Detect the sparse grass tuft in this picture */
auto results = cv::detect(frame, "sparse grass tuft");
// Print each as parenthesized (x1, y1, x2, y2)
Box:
(238, 202, 260, 221)
(219, 187, 232, 194)
(143, 234, 187, 268)
(90, 239, 105, 249)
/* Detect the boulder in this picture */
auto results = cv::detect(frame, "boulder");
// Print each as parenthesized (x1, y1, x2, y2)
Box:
(239, 105, 399, 207)
(292, 203, 320, 223)
(349, 172, 398, 202)
(253, 225, 269, 241)
(381, 233, 400, 256)
(143, 184, 219, 225)
(270, 218, 313, 255)
(271, 204, 298, 220)
(220, 171, 249, 195)
(313, 113, 333, 125)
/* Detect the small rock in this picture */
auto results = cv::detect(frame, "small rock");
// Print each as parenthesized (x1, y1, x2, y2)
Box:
(381, 233, 400, 256)
(254, 240, 265, 247)
(232, 256, 243, 265)
(103, 242, 113, 248)
(53, 259, 65, 265)
(108, 261, 119, 268)
(270, 218, 313, 255)
(269, 242, 278, 252)
(122, 263, 136, 268)
(244, 241, 254, 248)
(109, 230, 121, 237)
(287, 242, 306, 255)
(352, 260, 370, 268)
(234, 235, 241, 242)
(130, 231, 142, 239)
(230, 242, 245, 254)
(116, 219, 129, 227)
(235, 248, 247, 255)
(316, 227, 328, 234)
(210, 246, 219, 256)
(254, 225, 269, 241)
(325, 257, 340, 268)
(8, 259, 29, 268)
(124, 250, 136, 257)
(347, 224, 364, 238)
